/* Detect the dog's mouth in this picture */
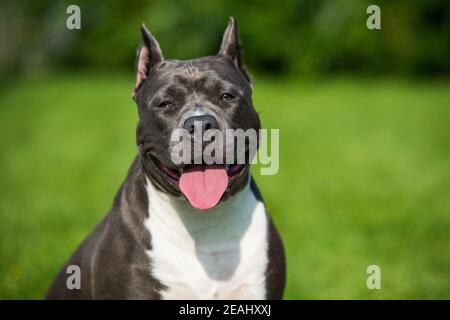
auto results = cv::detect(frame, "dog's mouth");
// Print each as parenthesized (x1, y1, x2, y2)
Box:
(159, 163, 246, 182)
(150, 155, 246, 210)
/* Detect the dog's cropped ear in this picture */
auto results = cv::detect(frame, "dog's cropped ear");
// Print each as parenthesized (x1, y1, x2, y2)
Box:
(132, 24, 164, 100)
(217, 17, 251, 84)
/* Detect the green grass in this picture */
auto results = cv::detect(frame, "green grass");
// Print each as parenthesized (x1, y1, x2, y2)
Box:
(0, 73, 449, 299)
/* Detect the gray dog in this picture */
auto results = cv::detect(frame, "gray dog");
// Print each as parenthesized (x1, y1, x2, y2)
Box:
(46, 18, 285, 300)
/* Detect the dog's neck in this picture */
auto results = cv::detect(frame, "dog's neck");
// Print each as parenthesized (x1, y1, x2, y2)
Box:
(144, 174, 254, 237)
(143, 174, 268, 299)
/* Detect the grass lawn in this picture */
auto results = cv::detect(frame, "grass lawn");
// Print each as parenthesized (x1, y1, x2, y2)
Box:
(0, 73, 449, 299)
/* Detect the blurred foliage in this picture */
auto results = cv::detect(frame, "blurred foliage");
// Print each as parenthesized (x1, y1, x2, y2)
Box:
(1, 0, 449, 77)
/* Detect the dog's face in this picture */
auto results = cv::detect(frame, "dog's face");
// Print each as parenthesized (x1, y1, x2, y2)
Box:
(133, 18, 260, 210)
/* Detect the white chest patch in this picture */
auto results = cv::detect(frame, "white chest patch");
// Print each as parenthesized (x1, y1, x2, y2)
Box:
(144, 177, 269, 300)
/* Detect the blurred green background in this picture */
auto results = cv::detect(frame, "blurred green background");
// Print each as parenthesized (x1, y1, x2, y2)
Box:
(0, 0, 449, 299)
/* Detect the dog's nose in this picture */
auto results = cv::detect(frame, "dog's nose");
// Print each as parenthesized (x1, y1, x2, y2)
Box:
(183, 115, 220, 134)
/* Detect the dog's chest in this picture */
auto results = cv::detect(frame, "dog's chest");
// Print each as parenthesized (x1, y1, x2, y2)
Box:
(144, 179, 269, 299)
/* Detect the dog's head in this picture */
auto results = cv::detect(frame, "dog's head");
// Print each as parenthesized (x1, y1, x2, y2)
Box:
(133, 18, 260, 210)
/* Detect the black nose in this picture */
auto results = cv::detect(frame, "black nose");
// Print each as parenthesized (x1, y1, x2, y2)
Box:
(183, 115, 220, 134)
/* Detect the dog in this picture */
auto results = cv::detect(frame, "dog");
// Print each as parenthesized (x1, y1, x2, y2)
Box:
(46, 18, 285, 300)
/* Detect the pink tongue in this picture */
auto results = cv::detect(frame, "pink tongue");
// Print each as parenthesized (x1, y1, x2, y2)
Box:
(179, 166, 229, 211)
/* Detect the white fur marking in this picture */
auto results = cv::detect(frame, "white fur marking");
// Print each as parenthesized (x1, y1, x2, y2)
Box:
(144, 177, 268, 299)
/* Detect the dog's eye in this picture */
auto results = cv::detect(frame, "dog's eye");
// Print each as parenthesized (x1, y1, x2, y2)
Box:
(220, 93, 235, 101)
(158, 101, 172, 108)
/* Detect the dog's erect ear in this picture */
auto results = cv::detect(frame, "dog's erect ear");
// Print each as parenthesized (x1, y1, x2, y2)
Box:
(133, 24, 164, 100)
(218, 17, 251, 84)
(218, 17, 241, 68)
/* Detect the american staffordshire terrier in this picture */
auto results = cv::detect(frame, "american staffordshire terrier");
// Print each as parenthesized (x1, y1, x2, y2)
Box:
(46, 18, 285, 300)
